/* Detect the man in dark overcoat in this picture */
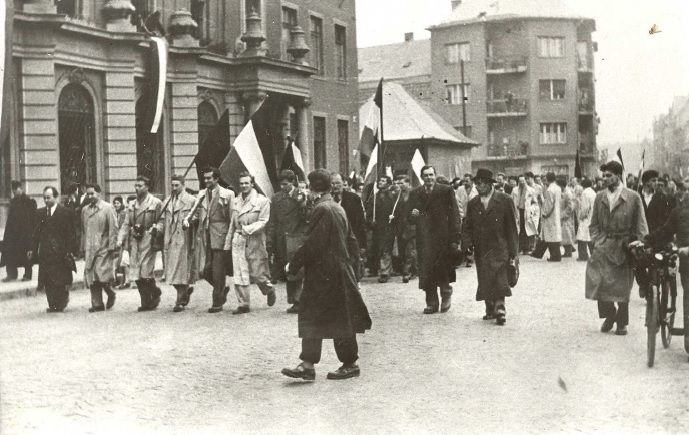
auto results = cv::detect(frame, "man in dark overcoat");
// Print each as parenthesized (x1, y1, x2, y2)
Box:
(331, 172, 367, 281)
(282, 169, 371, 381)
(408, 165, 461, 314)
(462, 169, 519, 325)
(1, 181, 36, 281)
(29, 186, 77, 312)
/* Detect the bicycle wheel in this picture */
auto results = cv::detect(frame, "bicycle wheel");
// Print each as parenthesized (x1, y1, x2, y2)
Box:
(647, 285, 659, 368)
(661, 278, 676, 348)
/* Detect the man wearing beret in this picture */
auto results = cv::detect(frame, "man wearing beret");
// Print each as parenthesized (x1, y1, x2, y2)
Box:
(585, 161, 648, 336)
(462, 169, 519, 325)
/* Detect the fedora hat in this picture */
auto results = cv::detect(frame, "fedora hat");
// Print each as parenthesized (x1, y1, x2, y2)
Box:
(473, 168, 496, 184)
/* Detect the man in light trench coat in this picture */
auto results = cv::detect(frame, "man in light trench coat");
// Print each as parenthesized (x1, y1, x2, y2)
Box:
(586, 161, 648, 336)
(118, 176, 163, 311)
(229, 172, 276, 314)
(82, 183, 119, 312)
(531, 172, 562, 261)
(156, 175, 197, 312)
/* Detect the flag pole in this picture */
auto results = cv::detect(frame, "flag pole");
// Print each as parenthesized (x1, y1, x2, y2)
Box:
(374, 78, 384, 223)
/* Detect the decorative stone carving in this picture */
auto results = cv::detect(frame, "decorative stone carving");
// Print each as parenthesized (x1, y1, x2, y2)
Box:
(240, 8, 266, 57)
(168, 9, 199, 48)
(102, 0, 136, 32)
(287, 26, 310, 65)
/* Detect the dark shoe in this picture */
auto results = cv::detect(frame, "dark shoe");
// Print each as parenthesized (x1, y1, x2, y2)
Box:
(267, 288, 276, 307)
(116, 282, 130, 290)
(286, 304, 300, 314)
(495, 307, 506, 325)
(46, 307, 56, 313)
(327, 364, 360, 380)
(281, 363, 315, 381)
(173, 305, 184, 313)
(440, 294, 452, 313)
(137, 306, 153, 312)
(378, 275, 389, 283)
(615, 325, 628, 336)
(232, 306, 250, 315)
(601, 317, 615, 333)
(402, 275, 410, 283)
(482, 313, 495, 320)
(208, 306, 223, 313)
(89, 306, 105, 313)
(105, 289, 116, 310)
(423, 305, 439, 314)
(181, 287, 194, 307)
(547, 258, 561, 262)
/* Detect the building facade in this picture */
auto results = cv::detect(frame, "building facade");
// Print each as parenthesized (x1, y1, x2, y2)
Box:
(0, 0, 359, 226)
(358, 0, 599, 178)
(651, 96, 689, 177)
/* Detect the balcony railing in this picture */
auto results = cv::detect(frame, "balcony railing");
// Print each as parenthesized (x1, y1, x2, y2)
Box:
(487, 142, 530, 158)
(486, 98, 528, 116)
(577, 55, 594, 72)
(578, 97, 594, 113)
(486, 56, 527, 74)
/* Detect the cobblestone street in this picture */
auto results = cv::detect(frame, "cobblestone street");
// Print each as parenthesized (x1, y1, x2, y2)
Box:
(2, 257, 689, 434)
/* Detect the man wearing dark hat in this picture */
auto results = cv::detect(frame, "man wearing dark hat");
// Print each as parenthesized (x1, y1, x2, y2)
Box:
(585, 161, 648, 336)
(407, 165, 461, 314)
(1, 181, 36, 282)
(462, 169, 519, 325)
(281, 169, 371, 381)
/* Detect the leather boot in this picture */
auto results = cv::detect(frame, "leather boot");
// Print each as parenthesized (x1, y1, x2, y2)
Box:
(136, 280, 151, 311)
(149, 281, 162, 309)
(89, 283, 105, 312)
(104, 285, 116, 309)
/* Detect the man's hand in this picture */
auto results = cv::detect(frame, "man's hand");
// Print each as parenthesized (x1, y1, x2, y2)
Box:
(411, 208, 420, 218)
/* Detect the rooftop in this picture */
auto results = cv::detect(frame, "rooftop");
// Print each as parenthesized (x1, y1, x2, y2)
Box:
(359, 82, 477, 147)
(357, 38, 431, 84)
(432, 0, 594, 28)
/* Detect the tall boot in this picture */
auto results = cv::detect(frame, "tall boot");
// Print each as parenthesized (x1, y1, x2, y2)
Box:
(149, 280, 161, 309)
(563, 245, 573, 258)
(104, 285, 116, 309)
(423, 289, 439, 314)
(136, 279, 150, 311)
(89, 283, 105, 312)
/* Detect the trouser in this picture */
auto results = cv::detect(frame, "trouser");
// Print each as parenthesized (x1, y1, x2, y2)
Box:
(485, 298, 506, 315)
(173, 284, 192, 306)
(563, 244, 574, 257)
(136, 278, 161, 309)
(397, 237, 416, 277)
(6, 264, 32, 280)
(532, 240, 562, 260)
(89, 281, 114, 308)
(300, 336, 359, 365)
(577, 241, 594, 260)
(206, 249, 227, 307)
(235, 278, 273, 308)
(372, 226, 394, 277)
(597, 301, 629, 326)
(45, 283, 69, 311)
(287, 278, 303, 304)
(518, 209, 530, 253)
(424, 284, 453, 307)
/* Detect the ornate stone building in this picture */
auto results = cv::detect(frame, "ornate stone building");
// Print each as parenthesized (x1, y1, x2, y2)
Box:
(1, 0, 359, 226)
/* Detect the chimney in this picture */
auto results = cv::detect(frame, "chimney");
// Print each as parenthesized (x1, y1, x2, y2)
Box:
(451, 0, 462, 10)
(404, 32, 414, 42)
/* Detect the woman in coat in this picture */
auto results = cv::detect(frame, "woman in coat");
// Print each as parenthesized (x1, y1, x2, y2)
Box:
(229, 172, 275, 314)
(576, 179, 597, 261)
(282, 169, 371, 381)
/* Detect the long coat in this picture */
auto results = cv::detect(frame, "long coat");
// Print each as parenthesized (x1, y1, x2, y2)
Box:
(33, 205, 77, 287)
(268, 187, 308, 277)
(642, 191, 674, 234)
(540, 182, 562, 242)
(408, 183, 461, 290)
(511, 184, 539, 236)
(463, 190, 519, 301)
(560, 187, 576, 245)
(576, 187, 596, 242)
(82, 200, 118, 286)
(229, 189, 271, 286)
(585, 187, 648, 303)
(156, 191, 196, 285)
(289, 194, 371, 339)
(0, 194, 36, 268)
(118, 193, 162, 280)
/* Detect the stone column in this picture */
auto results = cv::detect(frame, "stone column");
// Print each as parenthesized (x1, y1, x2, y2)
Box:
(296, 97, 311, 172)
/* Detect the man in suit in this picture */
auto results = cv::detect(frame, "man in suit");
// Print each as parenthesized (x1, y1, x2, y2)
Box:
(82, 183, 119, 312)
(117, 176, 163, 311)
(183, 167, 235, 313)
(462, 169, 519, 325)
(156, 175, 197, 312)
(1, 180, 36, 282)
(29, 186, 77, 313)
(331, 172, 366, 280)
(268, 169, 309, 313)
(408, 165, 461, 314)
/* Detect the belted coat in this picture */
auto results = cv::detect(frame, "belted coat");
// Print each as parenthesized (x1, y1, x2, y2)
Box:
(156, 191, 196, 285)
(576, 187, 596, 242)
(81, 200, 118, 286)
(189, 185, 234, 281)
(118, 193, 162, 280)
(585, 187, 648, 303)
(540, 182, 562, 243)
(229, 189, 271, 286)
(560, 187, 576, 245)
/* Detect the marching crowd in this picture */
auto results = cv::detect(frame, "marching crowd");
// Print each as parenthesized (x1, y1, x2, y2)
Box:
(2, 158, 689, 378)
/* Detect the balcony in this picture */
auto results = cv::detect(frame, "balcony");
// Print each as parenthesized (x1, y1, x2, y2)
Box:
(486, 56, 527, 74)
(578, 94, 594, 114)
(484, 142, 530, 160)
(486, 98, 528, 117)
(577, 54, 594, 73)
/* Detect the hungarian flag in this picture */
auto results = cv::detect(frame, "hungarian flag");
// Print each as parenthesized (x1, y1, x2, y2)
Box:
(194, 109, 231, 186)
(280, 137, 306, 181)
(574, 150, 582, 179)
(148, 36, 167, 134)
(219, 98, 277, 198)
(411, 148, 426, 185)
(359, 78, 383, 169)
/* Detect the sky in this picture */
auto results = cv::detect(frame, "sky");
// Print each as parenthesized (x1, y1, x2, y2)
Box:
(355, 0, 689, 154)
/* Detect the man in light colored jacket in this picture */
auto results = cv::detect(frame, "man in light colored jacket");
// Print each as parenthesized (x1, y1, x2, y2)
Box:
(576, 178, 597, 261)
(530, 172, 562, 261)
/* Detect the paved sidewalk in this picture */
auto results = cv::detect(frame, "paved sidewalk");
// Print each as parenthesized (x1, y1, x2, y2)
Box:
(0, 255, 164, 301)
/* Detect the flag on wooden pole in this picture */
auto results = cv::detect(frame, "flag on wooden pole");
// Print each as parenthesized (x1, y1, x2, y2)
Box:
(280, 137, 306, 182)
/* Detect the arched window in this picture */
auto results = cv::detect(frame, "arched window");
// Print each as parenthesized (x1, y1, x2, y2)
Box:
(58, 83, 96, 195)
(135, 94, 165, 192)
(197, 101, 218, 151)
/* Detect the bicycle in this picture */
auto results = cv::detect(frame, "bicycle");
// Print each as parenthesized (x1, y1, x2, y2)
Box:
(630, 242, 680, 367)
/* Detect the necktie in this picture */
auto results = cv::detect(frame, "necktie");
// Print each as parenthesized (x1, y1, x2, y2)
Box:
(334, 193, 341, 203)
(47, 207, 51, 218)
